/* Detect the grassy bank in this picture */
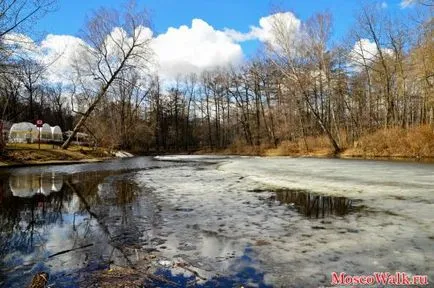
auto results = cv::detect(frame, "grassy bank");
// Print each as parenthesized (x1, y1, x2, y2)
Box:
(0, 143, 111, 167)
(196, 126, 434, 161)
(342, 126, 434, 159)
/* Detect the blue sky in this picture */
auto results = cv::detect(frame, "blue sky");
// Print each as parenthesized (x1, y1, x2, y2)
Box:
(35, 0, 409, 55)
(37, 0, 409, 35)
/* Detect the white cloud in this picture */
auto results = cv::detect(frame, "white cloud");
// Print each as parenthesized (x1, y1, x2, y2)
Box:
(351, 38, 378, 62)
(3, 32, 87, 84)
(152, 19, 244, 79)
(224, 28, 254, 42)
(400, 0, 417, 7)
(34, 19, 245, 82)
(39, 34, 87, 83)
(350, 38, 393, 69)
(381, 1, 388, 8)
(3, 33, 38, 53)
(4, 12, 302, 82)
(224, 12, 302, 50)
(249, 12, 301, 45)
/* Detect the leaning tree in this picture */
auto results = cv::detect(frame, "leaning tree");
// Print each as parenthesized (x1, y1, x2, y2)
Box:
(62, 2, 153, 149)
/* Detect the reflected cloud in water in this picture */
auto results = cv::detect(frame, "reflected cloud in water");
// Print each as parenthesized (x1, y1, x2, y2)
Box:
(145, 246, 272, 288)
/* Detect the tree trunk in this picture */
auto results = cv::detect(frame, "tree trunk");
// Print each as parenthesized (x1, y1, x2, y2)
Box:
(61, 43, 134, 149)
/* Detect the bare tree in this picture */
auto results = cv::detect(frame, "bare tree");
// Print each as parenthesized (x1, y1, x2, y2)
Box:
(62, 2, 153, 149)
(267, 11, 342, 153)
(0, 0, 56, 37)
(16, 56, 46, 120)
(0, 0, 56, 67)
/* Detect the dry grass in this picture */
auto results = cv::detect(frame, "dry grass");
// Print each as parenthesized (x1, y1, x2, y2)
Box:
(266, 136, 334, 157)
(196, 137, 335, 157)
(224, 140, 271, 156)
(196, 125, 434, 160)
(87, 266, 144, 288)
(344, 125, 434, 158)
(0, 143, 110, 166)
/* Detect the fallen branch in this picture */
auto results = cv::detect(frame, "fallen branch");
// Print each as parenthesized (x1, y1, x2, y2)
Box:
(48, 244, 94, 258)
(175, 262, 207, 281)
(145, 272, 180, 287)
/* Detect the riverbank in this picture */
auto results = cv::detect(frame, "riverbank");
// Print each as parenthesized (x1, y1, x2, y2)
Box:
(196, 147, 434, 162)
(2, 126, 433, 166)
(0, 143, 112, 167)
(196, 126, 434, 161)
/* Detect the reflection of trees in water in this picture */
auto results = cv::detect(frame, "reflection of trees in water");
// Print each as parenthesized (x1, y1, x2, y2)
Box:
(59, 171, 146, 257)
(67, 171, 138, 207)
(275, 189, 355, 218)
(66, 177, 146, 267)
(0, 171, 138, 257)
(66, 173, 141, 239)
(114, 180, 138, 206)
(0, 169, 158, 285)
(0, 189, 73, 255)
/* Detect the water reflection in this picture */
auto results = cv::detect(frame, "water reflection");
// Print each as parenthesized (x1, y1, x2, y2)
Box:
(145, 246, 272, 288)
(9, 173, 63, 198)
(261, 189, 358, 218)
(0, 170, 145, 288)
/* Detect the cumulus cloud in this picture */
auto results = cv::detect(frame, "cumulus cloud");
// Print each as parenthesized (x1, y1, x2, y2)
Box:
(6, 19, 245, 82)
(249, 12, 301, 45)
(152, 19, 244, 79)
(224, 12, 302, 49)
(351, 39, 378, 62)
(148, 12, 302, 79)
(3, 33, 39, 57)
(350, 38, 393, 68)
(3, 32, 87, 84)
(4, 12, 303, 83)
(224, 28, 254, 42)
(39, 34, 87, 83)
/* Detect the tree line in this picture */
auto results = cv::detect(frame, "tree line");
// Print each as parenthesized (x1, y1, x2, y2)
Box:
(1, 1, 433, 154)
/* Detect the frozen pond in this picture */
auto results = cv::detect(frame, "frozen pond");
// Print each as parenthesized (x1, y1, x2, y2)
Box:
(0, 156, 433, 287)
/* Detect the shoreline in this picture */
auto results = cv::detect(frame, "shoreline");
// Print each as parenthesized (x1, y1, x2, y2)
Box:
(2, 148, 434, 168)
(193, 149, 434, 163)
(338, 154, 434, 163)
(0, 158, 107, 168)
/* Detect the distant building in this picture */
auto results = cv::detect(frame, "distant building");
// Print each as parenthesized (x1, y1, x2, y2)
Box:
(8, 122, 63, 143)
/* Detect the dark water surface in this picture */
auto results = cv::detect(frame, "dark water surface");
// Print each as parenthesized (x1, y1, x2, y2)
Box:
(0, 156, 433, 287)
(0, 157, 174, 287)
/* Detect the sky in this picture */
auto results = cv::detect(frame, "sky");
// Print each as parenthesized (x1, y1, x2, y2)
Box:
(12, 0, 421, 82)
(34, 0, 413, 46)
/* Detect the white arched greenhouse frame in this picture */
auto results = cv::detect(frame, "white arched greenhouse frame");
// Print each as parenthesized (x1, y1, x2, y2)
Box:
(8, 122, 38, 143)
(8, 122, 64, 143)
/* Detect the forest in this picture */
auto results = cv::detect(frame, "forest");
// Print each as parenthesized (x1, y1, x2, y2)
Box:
(0, 0, 433, 157)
